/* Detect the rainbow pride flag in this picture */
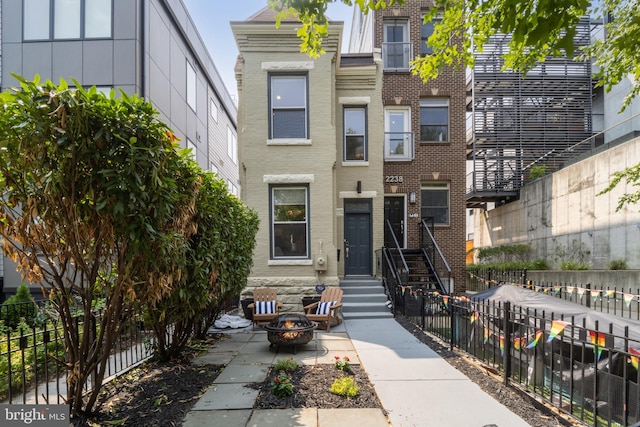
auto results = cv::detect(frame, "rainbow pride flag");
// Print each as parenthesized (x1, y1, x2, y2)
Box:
(589, 331, 606, 361)
(624, 293, 635, 308)
(630, 347, 640, 371)
(526, 330, 543, 349)
(547, 320, 569, 342)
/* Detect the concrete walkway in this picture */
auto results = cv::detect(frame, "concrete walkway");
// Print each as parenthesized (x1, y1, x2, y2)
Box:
(183, 318, 530, 427)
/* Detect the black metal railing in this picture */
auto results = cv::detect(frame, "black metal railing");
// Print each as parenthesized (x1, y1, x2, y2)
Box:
(467, 267, 529, 292)
(405, 291, 640, 427)
(420, 218, 451, 294)
(466, 269, 640, 320)
(1, 301, 159, 405)
(380, 220, 410, 313)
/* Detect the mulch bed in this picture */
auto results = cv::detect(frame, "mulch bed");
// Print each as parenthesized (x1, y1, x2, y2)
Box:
(252, 364, 383, 410)
(70, 317, 574, 427)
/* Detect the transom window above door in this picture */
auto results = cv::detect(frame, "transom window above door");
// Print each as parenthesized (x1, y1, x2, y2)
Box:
(269, 74, 308, 140)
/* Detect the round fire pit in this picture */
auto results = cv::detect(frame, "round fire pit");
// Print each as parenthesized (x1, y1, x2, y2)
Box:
(264, 314, 317, 352)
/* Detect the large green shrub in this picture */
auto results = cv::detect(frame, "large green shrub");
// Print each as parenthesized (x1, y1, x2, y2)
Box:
(0, 76, 201, 415)
(144, 170, 259, 358)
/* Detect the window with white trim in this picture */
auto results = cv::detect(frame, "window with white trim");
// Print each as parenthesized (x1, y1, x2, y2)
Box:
(210, 99, 218, 122)
(186, 139, 196, 160)
(384, 107, 413, 161)
(421, 183, 450, 226)
(271, 186, 309, 259)
(420, 99, 449, 142)
(186, 61, 196, 111)
(344, 106, 367, 161)
(210, 162, 219, 174)
(24, 0, 112, 40)
(227, 126, 237, 164)
(269, 74, 308, 139)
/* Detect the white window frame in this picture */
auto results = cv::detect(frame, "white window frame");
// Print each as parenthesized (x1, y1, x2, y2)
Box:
(384, 107, 413, 161)
(210, 99, 218, 122)
(421, 182, 450, 226)
(186, 61, 197, 112)
(186, 139, 196, 161)
(420, 99, 449, 142)
(343, 106, 367, 162)
(270, 186, 309, 259)
(227, 126, 237, 165)
(269, 73, 308, 140)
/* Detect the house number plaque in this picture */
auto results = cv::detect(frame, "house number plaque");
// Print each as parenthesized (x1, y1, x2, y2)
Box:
(385, 175, 403, 183)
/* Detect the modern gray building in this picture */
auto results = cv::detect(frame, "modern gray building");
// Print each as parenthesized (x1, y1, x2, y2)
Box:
(0, 0, 239, 299)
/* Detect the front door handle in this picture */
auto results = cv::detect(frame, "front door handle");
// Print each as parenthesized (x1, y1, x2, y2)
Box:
(344, 239, 350, 258)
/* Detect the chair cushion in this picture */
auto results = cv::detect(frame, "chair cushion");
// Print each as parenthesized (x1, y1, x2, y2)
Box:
(316, 301, 337, 315)
(255, 300, 276, 315)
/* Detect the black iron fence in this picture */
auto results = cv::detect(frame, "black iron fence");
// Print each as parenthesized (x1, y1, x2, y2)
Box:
(467, 269, 640, 320)
(0, 301, 157, 405)
(395, 289, 640, 427)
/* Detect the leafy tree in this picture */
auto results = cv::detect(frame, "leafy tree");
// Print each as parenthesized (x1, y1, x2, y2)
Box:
(597, 164, 640, 211)
(145, 170, 259, 359)
(271, 0, 639, 110)
(0, 76, 199, 416)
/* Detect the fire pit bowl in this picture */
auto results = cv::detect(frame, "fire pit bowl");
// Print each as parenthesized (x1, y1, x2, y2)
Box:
(264, 314, 317, 351)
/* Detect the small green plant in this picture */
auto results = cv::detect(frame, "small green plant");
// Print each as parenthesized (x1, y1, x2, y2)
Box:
(330, 376, 359, 398)
(1, 283, 38, 328)
(560, 261, 590, 270)
(554, 239, 590, 270)
(529, 164, 548, 180)
(271, 371, 294, 397)
(274, 357, 298, 372)
(608, 259, 628, 270)
(334, 356, 351, 373)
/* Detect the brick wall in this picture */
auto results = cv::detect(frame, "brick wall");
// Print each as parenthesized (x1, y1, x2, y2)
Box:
(376, 0, 467, 293)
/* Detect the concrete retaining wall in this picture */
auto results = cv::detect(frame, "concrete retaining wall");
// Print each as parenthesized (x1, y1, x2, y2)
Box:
(475, 136, 640, 269)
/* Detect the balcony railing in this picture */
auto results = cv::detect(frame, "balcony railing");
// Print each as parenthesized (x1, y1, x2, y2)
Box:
(384, 132, 414, 161)
(382, 42, 413, 71)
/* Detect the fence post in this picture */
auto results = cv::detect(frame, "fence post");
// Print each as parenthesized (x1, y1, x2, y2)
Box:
(420, 290, 425, 330)
(585, 283, 591, 308)
(449, 298, 455, 351)
(502, 301, 512, 385)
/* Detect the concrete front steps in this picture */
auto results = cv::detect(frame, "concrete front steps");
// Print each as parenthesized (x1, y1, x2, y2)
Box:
(340, 278, 393, 320)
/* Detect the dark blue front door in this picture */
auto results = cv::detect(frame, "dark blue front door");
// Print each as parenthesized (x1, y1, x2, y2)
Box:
(344, 199, 372, 276)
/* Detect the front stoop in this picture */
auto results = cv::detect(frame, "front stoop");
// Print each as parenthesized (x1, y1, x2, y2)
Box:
(340, 278, 393, 320)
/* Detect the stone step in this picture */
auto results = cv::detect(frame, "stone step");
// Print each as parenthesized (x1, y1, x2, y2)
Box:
(343, 301, 392, 313)
(341, 284, 387, 295)
(343, 293, 388, 304)
(342, 310, 394, 320)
